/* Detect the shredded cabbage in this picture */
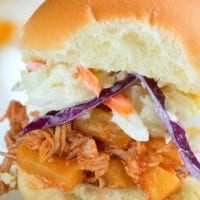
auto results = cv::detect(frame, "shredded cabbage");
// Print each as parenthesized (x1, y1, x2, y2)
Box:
(112, 111, 149, 142)
(183, 112, 200, 129)
(22, 73, 200, 178)
(127, 85, 200, 143)
(15, 64, 95, 114)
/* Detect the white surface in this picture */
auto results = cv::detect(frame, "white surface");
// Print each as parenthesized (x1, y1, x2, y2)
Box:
(0, 0, 44, 25)
(0, 1, 44, 199)
(0, 45, 26, 152)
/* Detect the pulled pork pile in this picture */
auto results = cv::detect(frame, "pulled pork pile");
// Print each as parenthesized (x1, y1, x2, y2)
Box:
(0, 101, 188, 195)
(0, 101, 28, 194)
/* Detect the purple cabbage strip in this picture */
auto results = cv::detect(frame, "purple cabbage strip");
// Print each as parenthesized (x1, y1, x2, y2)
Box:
(22, 74, 138, 134)
(22, 71, 200, 179)
(135, 74, 200, 179)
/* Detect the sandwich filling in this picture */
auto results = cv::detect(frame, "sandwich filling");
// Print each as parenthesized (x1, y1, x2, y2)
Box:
(1, 62, 200, 199)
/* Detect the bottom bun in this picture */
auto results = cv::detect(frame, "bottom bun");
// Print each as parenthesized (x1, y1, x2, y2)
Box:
(18, 167, 200, 200)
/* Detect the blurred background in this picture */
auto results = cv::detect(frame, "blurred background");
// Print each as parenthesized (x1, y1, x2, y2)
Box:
(0, 0, 44, 198)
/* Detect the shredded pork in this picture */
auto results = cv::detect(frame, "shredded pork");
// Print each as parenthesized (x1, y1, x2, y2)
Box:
(108, 144, 147, 185)
(25, 124, 100, 161)
(78, 153, 110, 182)
(0, 101, 187, 195)
(25, 123, 110, 183)
(0, 101, 29, 194)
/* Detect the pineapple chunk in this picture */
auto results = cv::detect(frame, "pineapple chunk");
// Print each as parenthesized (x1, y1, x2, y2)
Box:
(16, 144, 83, 191)
(103, 158, 135, 188)
(142, 166, 180, 200)
(74, 108, 131, 149)
(148, 138, 183, 169)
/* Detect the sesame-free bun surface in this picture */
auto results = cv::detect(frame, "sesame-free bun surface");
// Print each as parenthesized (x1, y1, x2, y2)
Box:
(21, 0, 200, 93)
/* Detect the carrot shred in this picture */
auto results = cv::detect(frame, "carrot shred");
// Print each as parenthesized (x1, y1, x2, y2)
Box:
(27, 60, 46, 72)
(77, 66, 102, 96)
(104, 94, 134, 115)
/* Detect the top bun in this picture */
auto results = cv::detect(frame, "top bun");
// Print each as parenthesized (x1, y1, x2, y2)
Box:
(21, 0, 200, 93)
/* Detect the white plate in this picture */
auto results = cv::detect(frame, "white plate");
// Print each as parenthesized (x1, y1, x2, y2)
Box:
(0, 45, 27, 157)
(0, 46, 26, 200)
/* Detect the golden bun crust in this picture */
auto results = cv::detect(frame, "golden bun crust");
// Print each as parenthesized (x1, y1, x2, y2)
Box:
(20, 0, 200, 94)
(18, 167, 200, 200)
(21, 0, 200, 72)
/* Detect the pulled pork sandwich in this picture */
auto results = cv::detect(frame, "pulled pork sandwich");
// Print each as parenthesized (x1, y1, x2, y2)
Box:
(1, 0, 200, 199)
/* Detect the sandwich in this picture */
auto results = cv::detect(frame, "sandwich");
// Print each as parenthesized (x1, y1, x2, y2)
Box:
(1, 0, 200, 199)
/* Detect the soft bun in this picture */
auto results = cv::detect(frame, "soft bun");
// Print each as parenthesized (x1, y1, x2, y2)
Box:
(21, 0, 200, 93)
(18, 167, 200, 200)
(17, 168, 79, 200)
(17, 167, 145, 200)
